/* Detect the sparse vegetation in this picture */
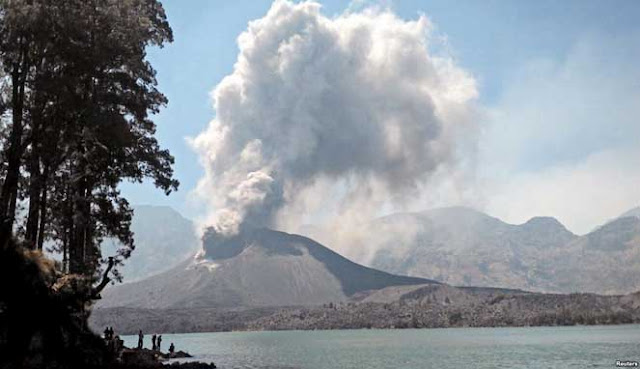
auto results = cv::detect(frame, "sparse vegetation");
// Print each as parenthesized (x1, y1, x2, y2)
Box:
(91, 285, 640, 334)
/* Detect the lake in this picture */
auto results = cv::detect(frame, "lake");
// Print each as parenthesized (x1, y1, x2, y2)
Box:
(121, 325, 640, 369)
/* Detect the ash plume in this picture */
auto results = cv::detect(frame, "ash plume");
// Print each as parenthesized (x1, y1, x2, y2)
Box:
(190, 0, 478, 237)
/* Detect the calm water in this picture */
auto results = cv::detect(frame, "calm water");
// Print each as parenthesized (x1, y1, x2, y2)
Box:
(122, 325, 640, 369)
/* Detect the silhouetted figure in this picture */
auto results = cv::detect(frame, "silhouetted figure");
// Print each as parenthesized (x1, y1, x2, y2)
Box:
(115, 336, 123, 350)
(114, 335, 124, 357)
(104, 326, 116, 340)
(137, 330, 144, 349)
(105, 327, 116, 353)
(152, 334, 157, 351)
(169, 343, 175, 354)
(157, 335, 162, 351)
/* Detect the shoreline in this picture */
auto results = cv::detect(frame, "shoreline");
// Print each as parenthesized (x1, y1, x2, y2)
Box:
(109, 322, 640, 338)
(112, 324, 640, 369)
(91, 292, 640, 335)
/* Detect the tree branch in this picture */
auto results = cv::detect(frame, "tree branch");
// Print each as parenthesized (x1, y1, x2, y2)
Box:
(90, 256, 114, 300)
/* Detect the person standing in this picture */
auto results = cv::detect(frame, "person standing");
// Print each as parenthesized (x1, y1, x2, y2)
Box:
(152, 334, 157, 351)
(137, 330, 144, 349)
(157, 335, 162, 351)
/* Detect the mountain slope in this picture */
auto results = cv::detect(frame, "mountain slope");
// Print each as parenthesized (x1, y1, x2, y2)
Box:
(342, 206, 640, 294)
(98, 228, 435, 309)
(549, 216, 640, 294)
(103, 205, 200, 282)
(367, 207, 577, 292)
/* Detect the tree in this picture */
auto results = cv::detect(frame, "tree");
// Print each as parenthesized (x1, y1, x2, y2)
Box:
(0, 0, 39, 226)
(0, 0, 178, 296)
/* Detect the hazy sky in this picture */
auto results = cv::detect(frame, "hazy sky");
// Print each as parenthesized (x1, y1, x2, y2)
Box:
(121, 0, 640, 235)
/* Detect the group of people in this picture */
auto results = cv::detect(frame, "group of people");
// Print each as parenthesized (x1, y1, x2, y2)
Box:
(103, 327, 178, 358)
(103, 326, 124, 354)
(152, 334, 162, 351)
(103, 326, 116, 340)
(137, 330, 175, 354)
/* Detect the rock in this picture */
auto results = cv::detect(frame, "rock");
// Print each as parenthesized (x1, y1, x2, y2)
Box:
(121, 348, 163, 366)
(118, 348, 214, 368)
(163, 350, 193, 359)
(167, 362, 216, 369)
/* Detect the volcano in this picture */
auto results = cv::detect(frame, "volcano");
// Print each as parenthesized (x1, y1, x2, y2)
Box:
(98, 228, 435, 309)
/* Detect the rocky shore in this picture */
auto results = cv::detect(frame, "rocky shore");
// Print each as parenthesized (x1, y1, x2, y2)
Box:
(115, 348, 215, 368)
(0, 235, 216, 369)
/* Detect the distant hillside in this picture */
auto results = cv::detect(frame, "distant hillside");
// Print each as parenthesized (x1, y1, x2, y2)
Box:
(91, 212, 640, 333)
(100, 205, 640, 299)
(91, 283, 640, 334)
(366, 207, 577, 292)
(245, 285, 640, 331)
(103, 205, 200, 282)
(548, 216, 640, 294)
(342, 206, 640, 295)
(97, 228, 434, 309)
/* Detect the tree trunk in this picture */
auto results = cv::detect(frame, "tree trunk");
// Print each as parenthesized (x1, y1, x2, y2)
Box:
(69, 192, 84, 274)
(69, 173, 90, 275)
(62, 180, 72, 273)
(62, 232, 68, 273)
(26, 68, 47, 249)
(25, 157, 42, 249)
(36, 165, 49, 250)
(0, 47, 28, 226)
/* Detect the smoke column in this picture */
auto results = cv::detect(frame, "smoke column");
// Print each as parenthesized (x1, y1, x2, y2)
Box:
(190, 0, 478, 240)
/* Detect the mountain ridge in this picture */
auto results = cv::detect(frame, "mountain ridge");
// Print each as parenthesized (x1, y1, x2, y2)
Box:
(103, 205, 200, 282)
(98, 228, 436, 309)
(101, 204, 640, 312)
(364, 206, 640, 294)
(92, 207, 640, 333)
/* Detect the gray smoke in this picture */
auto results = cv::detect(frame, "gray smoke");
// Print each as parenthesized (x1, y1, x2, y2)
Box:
(190, 0, 478, 236)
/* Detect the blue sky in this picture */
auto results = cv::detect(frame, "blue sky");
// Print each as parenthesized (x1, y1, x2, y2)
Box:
(122, 0, 640, 233)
